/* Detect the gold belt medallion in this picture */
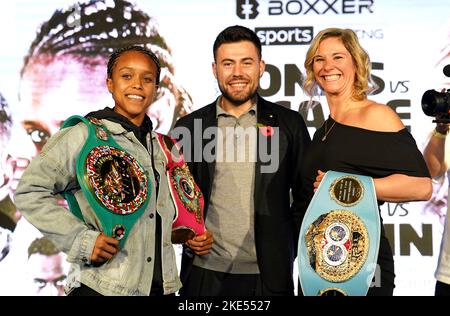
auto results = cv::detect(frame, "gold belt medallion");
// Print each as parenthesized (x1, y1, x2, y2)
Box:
(305, 210, 369, 282)
(85, 146, 148, 215)
(330, 175, 364, 207)
(170, 164, 203, 223)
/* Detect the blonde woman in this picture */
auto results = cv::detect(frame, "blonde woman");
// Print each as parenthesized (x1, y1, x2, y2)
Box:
(301, 28, 432, 296)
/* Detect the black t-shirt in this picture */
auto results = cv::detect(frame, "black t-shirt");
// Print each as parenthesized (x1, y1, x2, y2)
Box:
(301, 116, 430, 291)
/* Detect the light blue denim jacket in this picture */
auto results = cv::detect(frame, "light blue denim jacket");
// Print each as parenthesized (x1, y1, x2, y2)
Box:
(14, 119, 182, 296)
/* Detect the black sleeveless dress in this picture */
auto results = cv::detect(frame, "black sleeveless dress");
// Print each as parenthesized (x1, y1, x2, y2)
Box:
(301, 116, 430, 296)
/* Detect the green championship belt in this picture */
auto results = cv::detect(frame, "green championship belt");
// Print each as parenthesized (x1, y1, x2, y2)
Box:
(61, 115, 151, 248)
(298, 171, 381, 296)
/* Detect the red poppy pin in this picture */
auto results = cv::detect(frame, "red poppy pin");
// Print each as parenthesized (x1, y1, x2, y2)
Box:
(256, 123, 274, 137)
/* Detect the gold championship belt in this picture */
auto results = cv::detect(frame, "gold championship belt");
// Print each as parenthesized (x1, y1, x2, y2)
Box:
(298, 171, 380, 296)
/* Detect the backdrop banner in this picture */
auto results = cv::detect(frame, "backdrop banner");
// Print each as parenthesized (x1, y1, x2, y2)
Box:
(0, 0, 449, 296)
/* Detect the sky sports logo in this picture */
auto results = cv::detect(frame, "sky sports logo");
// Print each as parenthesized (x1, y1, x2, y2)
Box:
(256, 27, 313, 45)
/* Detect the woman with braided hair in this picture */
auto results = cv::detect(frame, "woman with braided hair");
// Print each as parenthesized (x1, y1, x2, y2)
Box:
(9, 0, 197, 296)
(15, 45, 187, 296)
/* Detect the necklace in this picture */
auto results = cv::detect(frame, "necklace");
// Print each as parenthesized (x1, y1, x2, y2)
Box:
(322, 118, 336, 142)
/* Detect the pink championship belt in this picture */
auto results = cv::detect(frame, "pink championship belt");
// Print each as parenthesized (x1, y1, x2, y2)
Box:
(156, 134, 205, 243)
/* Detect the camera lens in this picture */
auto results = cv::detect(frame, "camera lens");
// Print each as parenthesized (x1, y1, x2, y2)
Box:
(421, 89, 450, 117)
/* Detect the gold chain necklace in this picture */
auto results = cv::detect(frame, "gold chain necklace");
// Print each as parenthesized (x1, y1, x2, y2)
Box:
(322, 118, 336, 142)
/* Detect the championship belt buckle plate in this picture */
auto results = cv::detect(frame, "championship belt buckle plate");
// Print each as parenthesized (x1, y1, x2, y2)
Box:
(61, 115, 151, 247)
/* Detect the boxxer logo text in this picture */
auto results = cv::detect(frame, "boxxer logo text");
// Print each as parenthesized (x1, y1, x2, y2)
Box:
(268, 0, 374, 15)
(236, 0, 259, 19)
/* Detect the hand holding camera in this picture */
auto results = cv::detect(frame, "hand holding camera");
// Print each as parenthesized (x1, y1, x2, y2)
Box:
(422, 65, 450, 124)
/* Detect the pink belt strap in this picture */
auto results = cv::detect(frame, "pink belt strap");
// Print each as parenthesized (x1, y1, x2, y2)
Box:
(156, 133, 206, 243)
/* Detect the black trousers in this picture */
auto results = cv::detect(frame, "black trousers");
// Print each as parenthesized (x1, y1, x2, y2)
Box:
(435, 281, 450, 296)
(180, 265, 293, 296)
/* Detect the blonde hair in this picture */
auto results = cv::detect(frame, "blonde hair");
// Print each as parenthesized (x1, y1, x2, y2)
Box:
(303, 28, 376, 101)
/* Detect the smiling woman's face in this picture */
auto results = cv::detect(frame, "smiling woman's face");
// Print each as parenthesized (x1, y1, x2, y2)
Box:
(312, 36, 356, 98)
(107, 50, 159, 126)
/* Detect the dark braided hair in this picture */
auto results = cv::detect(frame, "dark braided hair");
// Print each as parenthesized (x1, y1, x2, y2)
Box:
(107, 45, 161, 84)
(20, 0, 193, 131)
(21, 0, 173, 77)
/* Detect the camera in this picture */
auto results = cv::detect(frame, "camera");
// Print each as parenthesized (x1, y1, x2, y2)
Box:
(421, 89, 450, 119)
(421, 64, 450, 123)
